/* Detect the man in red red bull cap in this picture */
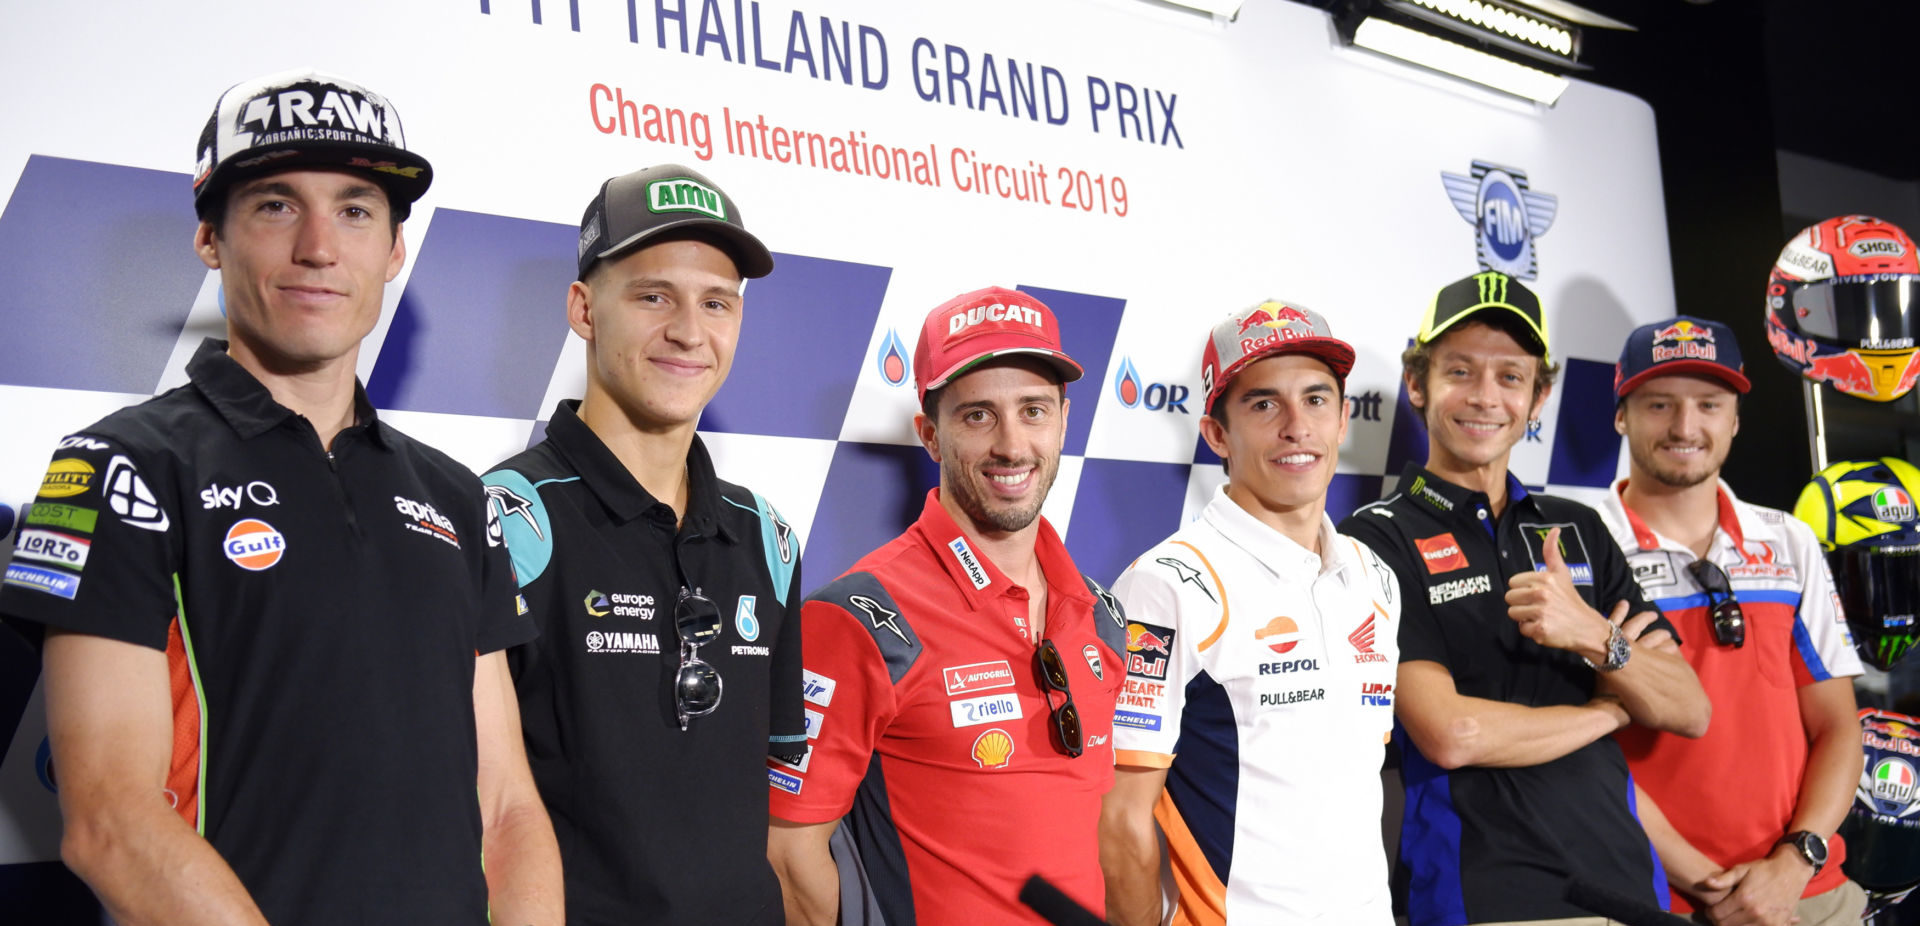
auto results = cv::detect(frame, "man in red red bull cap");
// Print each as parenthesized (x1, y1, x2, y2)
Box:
(1340, 271, 1710, 925)
(1101, 299, 1402, 924)
(1600, 316, 1868, 925)
(767, 287, 1126, 925)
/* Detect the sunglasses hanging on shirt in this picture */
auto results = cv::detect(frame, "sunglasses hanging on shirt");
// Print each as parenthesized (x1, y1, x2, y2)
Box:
(1685, 559, 1746, 648)
(1035, 639, 1085, 758)
(673, 586, 725, 729)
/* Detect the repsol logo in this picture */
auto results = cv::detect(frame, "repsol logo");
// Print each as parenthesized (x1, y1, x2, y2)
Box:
(1257, 659, 1320, 674)
(949, 301, 1043, 335)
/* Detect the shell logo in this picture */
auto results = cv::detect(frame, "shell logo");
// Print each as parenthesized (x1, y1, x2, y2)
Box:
(1255, 616, 1302, 654)
(223, 519, 286, 571)
(971, 728, 1014, 769)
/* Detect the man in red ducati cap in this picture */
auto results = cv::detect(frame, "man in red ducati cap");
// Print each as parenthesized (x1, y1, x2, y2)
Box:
(766, 287, 1128, 926)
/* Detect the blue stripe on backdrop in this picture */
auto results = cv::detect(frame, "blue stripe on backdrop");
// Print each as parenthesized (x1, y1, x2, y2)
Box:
(704, 254, 891, 440)
(368, 209, 577, 419)
(1015, 285, 1126, 457)
(806, 441, 941, 583)
(1066, 457, 1191, 586)
(1546, 357, 1624, 488)
(0, 156, 202, 394)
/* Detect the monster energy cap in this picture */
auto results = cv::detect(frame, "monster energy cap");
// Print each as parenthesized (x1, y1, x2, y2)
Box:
(575, 164, 774, 280)
(1419, 271, 1550, 361)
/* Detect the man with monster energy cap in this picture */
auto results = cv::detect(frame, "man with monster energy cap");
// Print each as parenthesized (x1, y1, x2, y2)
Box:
(483, 164, 805, 924)
(1340, 271, 1710, 925)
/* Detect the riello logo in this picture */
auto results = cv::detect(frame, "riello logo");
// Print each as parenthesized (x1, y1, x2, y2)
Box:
(1112, 357, 1190, 414)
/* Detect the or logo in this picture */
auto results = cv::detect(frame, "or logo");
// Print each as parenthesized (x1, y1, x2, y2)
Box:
(1155, 556, 1216, 602)
(105, 456, 168, 532)
(1255, 616, 1303, 655)
(970, 728, 1015, 769)
(584, 590, 611, 617)
(736, 595, 760, 642)
(1348, 613, 1389, 664)
(1083, 643, 1104, 679)
(850, 594, 911, 646)
(223, 519, 286, 571)
(1124, 621, 1175, 681)
(947, 537, 990, 590)
(394, 495, 459, 548)
(944, 660, 1015, 696)
(874, 328, 911, 387)
(802, 669, 836, 706)
(1873, 487, 1915, 523)
(3, 563, 81, 600)
(1112, 356, 1190, 414)
(38, 458, 95, 499)
(24, 503, 97, 534)
(1415, 533, 1468, 574)
(13, 529, 90, 570)
(1441, 160, 1558, 280)
(647, 178, 726, 219)
(950, 693, 1023, 728)
(1871, 757, 1916, 806)
(199, 480, 280, 511)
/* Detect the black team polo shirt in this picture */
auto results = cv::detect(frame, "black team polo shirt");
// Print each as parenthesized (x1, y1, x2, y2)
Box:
(1340, 462, 1678, 926)
(484, 399, 806, 925)
(0, 339, 531, 925)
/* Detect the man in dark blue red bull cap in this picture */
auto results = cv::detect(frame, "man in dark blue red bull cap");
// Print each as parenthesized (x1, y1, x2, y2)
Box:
(1600, 315, 1868, 925)
(1341, 271, 1710, 925)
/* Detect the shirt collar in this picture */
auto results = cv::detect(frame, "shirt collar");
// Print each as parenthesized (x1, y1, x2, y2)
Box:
(1610, 476, 1750, 554)
(1396, 462, 1531, 523)
(909, 488, 1089, 611)
(1201, 485, 1353, 582)
(187, 338, 388, 447)
(542, 399, 736, 543)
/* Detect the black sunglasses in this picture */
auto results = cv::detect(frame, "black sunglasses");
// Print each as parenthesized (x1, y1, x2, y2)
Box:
(1035, 639, 1084, 759)
(1686, 559, 1745, 648)
(673, 586, 725, 730)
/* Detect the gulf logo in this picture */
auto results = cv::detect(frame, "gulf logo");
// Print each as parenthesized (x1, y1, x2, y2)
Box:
(1255, 616, 1302, 654)
(223, 518, 286, 571)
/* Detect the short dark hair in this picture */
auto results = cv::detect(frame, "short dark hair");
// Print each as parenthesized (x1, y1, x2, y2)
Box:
(1400, 316, 1558, 425)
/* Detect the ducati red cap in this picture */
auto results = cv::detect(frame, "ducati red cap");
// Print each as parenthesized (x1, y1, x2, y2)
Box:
(914, 287, 1083, 402)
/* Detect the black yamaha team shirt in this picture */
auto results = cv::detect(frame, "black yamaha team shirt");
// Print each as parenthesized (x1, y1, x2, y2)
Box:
(484, 400, 806, 925)
(0, 340, 531, 924)
(1340, 463, 1676, 926)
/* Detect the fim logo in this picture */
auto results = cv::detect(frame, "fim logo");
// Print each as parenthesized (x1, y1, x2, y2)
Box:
(874, 328, 911, 387)
(1442, 160, 1559, 281)
(1112, 356, 1190, 414)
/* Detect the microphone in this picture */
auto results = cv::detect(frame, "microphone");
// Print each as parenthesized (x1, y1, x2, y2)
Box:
(1018, 875, 1107, 926)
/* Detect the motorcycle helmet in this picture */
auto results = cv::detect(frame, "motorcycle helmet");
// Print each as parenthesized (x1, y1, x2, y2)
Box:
(1766, 215, 1920, 402)
(1794, 457, 1920, 670)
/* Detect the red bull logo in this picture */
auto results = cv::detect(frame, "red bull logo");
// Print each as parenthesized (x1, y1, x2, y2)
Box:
(1235, 307, 1279, 335)
(1127, 622, 1171, 655)
(1653, 320, 1715, 343)
(1125, 621, 1175, 681)
(1805, 350, 1875, 396)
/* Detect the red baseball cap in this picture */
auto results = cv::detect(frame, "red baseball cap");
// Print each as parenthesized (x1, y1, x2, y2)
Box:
(1201, 300, 1356, 413)
(913, 287, 1084, 402)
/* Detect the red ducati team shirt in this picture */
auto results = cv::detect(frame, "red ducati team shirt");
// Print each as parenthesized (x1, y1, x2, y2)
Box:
(769, 490, 1127, 925)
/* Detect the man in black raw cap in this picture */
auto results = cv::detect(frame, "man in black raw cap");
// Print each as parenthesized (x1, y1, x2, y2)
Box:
(1, 68, 561, 924)
(1339, 270, 1710, 926)
(483, 163, 802, 924)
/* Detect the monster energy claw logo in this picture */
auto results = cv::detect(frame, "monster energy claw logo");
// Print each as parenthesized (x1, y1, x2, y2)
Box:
(1475, 271, 1509, 304)
(1442, 161, 1558, 281)
(1410, 476, 1455, 512)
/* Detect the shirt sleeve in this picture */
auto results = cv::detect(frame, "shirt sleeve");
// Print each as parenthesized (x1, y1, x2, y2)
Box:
(1109, 545, 1213, 767)
(475, 479, 537, 655)
(1, 435, 178, 650)
(1584, 507, 1678, 643)
(1341, 510, 1448, 668)
(1787, 518, 1865, 683)
(767, 588, 901, 823)
(767, 545, 806, 758)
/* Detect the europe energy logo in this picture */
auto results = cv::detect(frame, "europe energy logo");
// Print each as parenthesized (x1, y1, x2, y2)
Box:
(1442, 160, 1558, 281)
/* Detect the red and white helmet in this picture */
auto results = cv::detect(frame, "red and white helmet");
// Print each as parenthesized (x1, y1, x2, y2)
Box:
(1766, 215, 1920, 402)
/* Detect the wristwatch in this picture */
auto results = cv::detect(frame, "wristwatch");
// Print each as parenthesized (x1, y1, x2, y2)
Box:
(1778, 830, 1829, 875)
(1582, 622, 1632, 672)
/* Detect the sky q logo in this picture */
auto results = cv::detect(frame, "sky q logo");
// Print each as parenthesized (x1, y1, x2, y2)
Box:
(874, 328, 911, 386)
(1111, 356, 1189, 413)
(1442, 160, 1559, 281)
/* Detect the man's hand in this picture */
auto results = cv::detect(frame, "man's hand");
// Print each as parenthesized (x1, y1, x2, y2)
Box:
(1622, 610, 1677, 654)
(1507, 528, 1614, 661)
(1701, 848, 1814, 926)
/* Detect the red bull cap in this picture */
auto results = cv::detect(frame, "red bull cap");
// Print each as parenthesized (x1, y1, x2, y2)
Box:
(914, 287, 1084, 403)
(1614, 314, 1751, 398)
(1201, 300, 1356, 415)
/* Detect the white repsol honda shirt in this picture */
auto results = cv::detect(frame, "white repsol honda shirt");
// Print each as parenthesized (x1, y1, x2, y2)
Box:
(1111, 487, 1400, 925)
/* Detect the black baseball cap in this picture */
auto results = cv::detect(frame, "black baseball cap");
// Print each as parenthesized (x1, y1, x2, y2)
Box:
(1614, 316, 1751, 397)
(1419, 271, 1550, 362)
(192, 68, 432, 221)
(575, 165, 774, 281)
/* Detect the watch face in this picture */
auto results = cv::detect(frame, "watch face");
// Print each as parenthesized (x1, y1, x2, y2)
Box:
(1804, 833, 1829, 866)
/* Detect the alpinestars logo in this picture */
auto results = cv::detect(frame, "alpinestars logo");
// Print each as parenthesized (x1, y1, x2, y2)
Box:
(1348, 613, 1389, 664)
(1155, 556, 1216, 602)
(850, 594, 912, 646)
(486, 483, 543, 540)
(1441, 160, 1558, 281)
(105, 455, 168, 532)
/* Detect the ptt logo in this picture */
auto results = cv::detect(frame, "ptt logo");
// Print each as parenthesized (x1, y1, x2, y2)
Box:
(1441, 160, 1558, 280)
(874, 328, 912, 387)
(1111, 356, 1190, 414)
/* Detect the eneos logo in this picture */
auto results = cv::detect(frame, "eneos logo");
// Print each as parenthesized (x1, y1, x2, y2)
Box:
(38, 459, 95, 498)
(1255, 616, 1302, 654)
(223, 519, 286, 571)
